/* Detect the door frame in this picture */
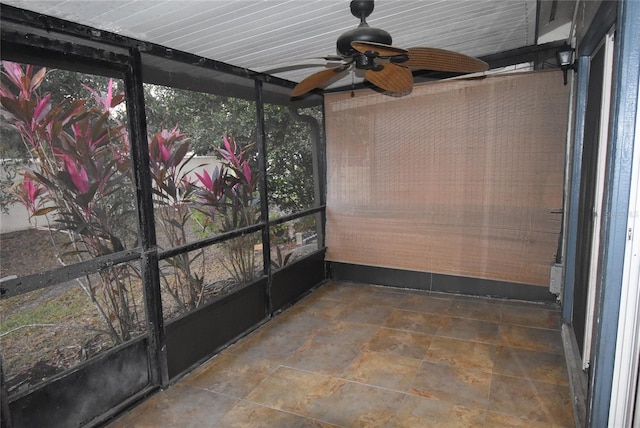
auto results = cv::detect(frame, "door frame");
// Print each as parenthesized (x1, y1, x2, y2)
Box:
(607, 45, 640, 426)
(582, 29, 616, 370)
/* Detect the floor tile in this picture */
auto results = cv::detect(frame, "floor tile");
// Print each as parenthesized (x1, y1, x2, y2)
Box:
(311, 320, 379, 345)
(354, 286, 408, 307)
(425, 336, 496, 372)
(501, 304, 561, 330)
(498, 325, 564, 354)
(389, 394, 486, 428)
(493, 346, 569, 385)
(224, 330, 307, 373)
(446, 298, 503, 323)
(436, 316, 499, 344)
(306, 379, 406, 427)
(344, 351, 422, 392)
(258, 312, 327, 340)
(107, 383, 237, 428)
(308, 281, 344, 299)
(484, 411, 552, 427)
(283, 294, 352, 320)
(409, 361, 492, 408)
(245, 366, 337, 416)
(217, 400, 338, 427)
(363, 327, 433, 359)
(488, 374, 574, 426)
(108, 281, 575, 427)
(335, 301, 396, 325)
(183, 352, 271, 398)
(283, 339, 362, 376)
(384, 309, 444, 334)
(311, 282, 376, 303)
(399, 293, 452, 314)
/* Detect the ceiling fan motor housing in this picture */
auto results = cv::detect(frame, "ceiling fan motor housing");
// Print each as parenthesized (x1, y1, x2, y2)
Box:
(337, 0, 392, 56)
(337, 27, 392, 56)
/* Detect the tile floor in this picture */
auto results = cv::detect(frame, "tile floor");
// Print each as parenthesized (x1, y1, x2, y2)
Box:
(108, 281, 574, 427)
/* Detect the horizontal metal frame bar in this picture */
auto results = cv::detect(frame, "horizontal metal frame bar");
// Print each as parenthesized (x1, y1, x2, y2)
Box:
(0, 211, 325, 299)
(0, 4, 139, 51)
(157, 223, 265, 261)
(0, 249, 141, 299)
(0, 30, 131, 73)
(157, 206, 325, 260)
(479, 40, 567, 69)
(140, 44, 295, 89)
(268, 205, 326, 227)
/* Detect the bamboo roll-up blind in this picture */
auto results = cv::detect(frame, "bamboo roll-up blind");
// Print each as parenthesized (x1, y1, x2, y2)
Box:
(325, 70, 569, 287)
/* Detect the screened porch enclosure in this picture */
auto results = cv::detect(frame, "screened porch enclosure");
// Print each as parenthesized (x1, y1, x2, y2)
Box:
(0, 2, 623, 427)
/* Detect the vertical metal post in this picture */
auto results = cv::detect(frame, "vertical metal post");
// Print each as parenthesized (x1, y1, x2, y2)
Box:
(254, 80, 272, 315)
(319, 100, 327, 249)
(1, 357, 12, 428)
(125, 47, 168, 387)
(287, 104, 325, 246)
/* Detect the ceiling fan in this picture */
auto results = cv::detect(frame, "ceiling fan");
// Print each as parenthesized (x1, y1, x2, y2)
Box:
(291, 0, 489, 97)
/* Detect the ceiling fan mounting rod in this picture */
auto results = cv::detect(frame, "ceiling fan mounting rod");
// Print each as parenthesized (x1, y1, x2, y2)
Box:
(350, 0, 375, 20)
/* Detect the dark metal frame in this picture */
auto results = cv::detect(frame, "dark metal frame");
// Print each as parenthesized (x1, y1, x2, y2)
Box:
(0, 5, 327, 427)
(126, 46, 168, 388)
(164, 278, 268, 379)
(8, 337, 152, 428)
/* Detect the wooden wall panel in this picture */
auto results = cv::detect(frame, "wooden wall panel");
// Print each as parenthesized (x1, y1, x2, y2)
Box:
(325, 70, 569, 287)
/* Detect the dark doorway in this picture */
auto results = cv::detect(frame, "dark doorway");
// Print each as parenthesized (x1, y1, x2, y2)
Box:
(572, 44, 607, 356)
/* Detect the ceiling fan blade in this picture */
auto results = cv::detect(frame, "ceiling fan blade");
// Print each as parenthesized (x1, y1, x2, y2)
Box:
(364, 63, 413, 93)
(404, 47, 489, 73)
(292, 66, 350, 97)
(351, 41, 408, 57)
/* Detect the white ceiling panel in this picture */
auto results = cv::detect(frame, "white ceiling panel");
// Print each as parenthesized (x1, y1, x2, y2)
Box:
(1, 0, 544, 89)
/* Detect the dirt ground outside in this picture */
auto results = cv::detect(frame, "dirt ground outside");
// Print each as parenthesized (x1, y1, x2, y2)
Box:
(1, 229, 112, 395)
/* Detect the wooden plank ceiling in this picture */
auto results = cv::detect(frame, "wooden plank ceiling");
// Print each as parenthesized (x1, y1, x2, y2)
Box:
(1, 0, 573, 90)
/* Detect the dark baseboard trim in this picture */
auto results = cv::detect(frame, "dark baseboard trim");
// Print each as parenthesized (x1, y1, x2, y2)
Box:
(328, 262, 557, 302)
